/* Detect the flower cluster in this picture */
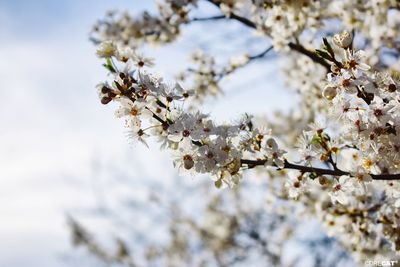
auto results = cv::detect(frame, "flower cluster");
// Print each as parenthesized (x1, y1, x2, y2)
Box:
(176, 51, 223, 105)
(278, 32, 400, 255)
(91, 0, 400, 53)
(96, 43, 286, 188)
(321, 32, 400, 177)
(91, 0, 198, 48)
(263, 1, 326, 50)
(92, 0, 400, 262)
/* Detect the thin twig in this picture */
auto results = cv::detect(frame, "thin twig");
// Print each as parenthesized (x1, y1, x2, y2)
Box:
(216, 45, 273, 80)
(249, 46, 274, 60)
(192, 15, 225, 21)
(187, 45, 274, 80)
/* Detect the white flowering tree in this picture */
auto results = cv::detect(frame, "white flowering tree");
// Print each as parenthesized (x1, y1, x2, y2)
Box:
(90, 0, 400, 264)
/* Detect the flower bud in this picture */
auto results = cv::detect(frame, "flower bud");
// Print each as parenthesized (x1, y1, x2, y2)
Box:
(214, 179, 223, 189)
(333, 31, 352, 48)
(183, 155, 194, 170)
(318, 176, 328, 186)
(388, 83, 397, 92)
(266, 138, 278, 149)
(226, 158, 241, 175)
(101, 96, 112, 105)
(322, 85, 337, 100)
(96, 40, 117, 58)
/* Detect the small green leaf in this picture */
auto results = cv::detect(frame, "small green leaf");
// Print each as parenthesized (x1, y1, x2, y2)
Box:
(322, 37, 334, 57)
(315, 49, 333, 61)
(311, 134, 323, 145)
(215, 179, 223, 189)
(103, 58, 116, 73)
(309, 172, 318, 180)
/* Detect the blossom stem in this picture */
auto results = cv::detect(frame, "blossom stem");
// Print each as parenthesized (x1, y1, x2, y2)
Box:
(145, 107, 168, 125)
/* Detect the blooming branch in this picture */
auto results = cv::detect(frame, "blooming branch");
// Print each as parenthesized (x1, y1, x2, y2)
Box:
(95, 34, 400, 185)
(92, 1, 400, 258)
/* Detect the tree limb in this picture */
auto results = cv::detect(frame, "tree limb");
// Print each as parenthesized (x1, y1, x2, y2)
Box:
(240, 159, 400, 181)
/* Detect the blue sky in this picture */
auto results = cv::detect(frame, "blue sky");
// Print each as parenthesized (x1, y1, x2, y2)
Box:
(0, 1, 295, 266)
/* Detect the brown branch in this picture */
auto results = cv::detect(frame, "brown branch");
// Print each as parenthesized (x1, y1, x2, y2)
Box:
(240, 159, 400, 181)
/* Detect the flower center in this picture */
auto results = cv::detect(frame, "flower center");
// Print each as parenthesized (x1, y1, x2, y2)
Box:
(373, 109, 383, 117)
(342, 79, 350, 87)
(349, 60, 357, 69)
(182, 129, 190, 137)
(388, 83, 397, 92)
(206, 151, 214, 159)
(130, 108, 139, 116)
(333, 184, 341, 192)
